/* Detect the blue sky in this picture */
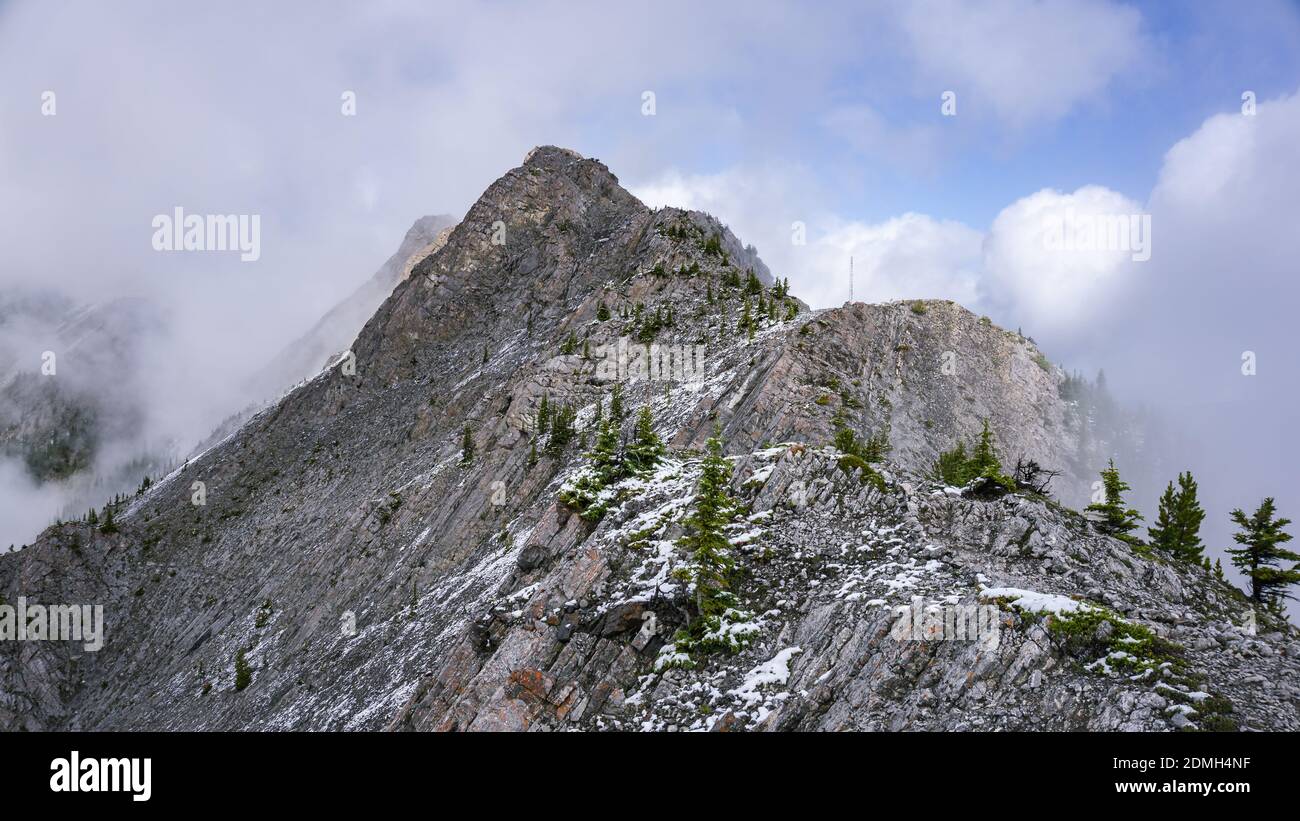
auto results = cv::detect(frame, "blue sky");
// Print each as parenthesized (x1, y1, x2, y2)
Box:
(602, 0, 1300, 228)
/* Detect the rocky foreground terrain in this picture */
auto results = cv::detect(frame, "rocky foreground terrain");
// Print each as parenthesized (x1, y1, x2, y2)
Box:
(2, 146, 1296, 732)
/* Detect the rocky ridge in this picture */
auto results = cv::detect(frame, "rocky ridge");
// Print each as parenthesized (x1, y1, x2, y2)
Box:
(2, 147, 1295, 732)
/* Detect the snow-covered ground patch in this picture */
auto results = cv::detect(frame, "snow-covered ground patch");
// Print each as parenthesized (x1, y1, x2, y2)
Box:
(731, 647, 802, 703)
(978, 586, 1088, 614)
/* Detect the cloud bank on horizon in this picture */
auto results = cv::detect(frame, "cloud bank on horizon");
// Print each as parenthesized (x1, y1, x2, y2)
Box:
(1, 0, 1299, 590)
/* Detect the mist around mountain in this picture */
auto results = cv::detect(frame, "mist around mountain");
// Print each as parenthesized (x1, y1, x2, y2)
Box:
(0, 215, 459, 553)
(2, 148, 1294, 733)
(0, 291, 181, 548)
(244, 214, 458, 399)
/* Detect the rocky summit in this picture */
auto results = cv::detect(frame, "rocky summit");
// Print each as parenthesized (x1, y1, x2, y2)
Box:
(2, 147, 1296, 732)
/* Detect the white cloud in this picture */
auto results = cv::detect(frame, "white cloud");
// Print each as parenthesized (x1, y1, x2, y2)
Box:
(0, 460, 64, 551)
(980, 185, 1146, 335)
(807, 214, 983, 308)
(1150, 93, 1298, 215)
(633, 168, 982, 309)
(1121, 89, 1300, 397)
(631, 164, 822, 281)
(632, 167, 1136, 331)
(631, 171, 739, 215)
(896, 0, 1147, 128)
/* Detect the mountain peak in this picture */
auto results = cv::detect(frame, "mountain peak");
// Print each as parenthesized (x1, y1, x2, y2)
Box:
(522, 144, 586, 166)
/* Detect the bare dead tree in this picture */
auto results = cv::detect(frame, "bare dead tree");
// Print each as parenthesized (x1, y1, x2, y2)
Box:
(1013, 458, 1061, 496)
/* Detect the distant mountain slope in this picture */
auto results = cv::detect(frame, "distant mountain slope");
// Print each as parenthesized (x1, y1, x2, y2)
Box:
(244, 214, 457, 400)
(0, 294, 171, 484)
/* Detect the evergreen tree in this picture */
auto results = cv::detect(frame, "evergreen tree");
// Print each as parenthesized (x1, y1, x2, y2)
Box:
(738, 296, 754, 338)
(546, 404, 577, 455)
(680, 430, 737, 620)
(536, 394, 551, 436)
(830, 425, 886, 490)
(968, 419, 1001, 478)
(1227, 498, 1300, 610)
(560, 331, 578, 355)
(610, 383, 626, 424)
(966, 419, 1015, 494)
(933, 441, 969, 486)
(932, 421, 1013, 494)
(596, 301, 611, 321)
(1148, 471, 1206, 562)
(1086, 459, 1144, 544)
(99, 507, 117, 534)
(624, 406, 665, 474)
(589, 418, 622, 483)
(861, 430, 889, 463)
(833, 426, 862, 459)
(526, 442, 538, 469)
(459, 425, 475, 466)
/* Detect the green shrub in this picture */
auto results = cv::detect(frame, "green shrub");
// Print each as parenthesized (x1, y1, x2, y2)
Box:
(234, 649, 253, 691)
(558, 402, 665, 522)
(837, 454, 886, 491)
(832, 426, 888, 490)
(932, 419, 1015, 495)
(254, 599, 273, 629)
(1045, 607, 1186, 682)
